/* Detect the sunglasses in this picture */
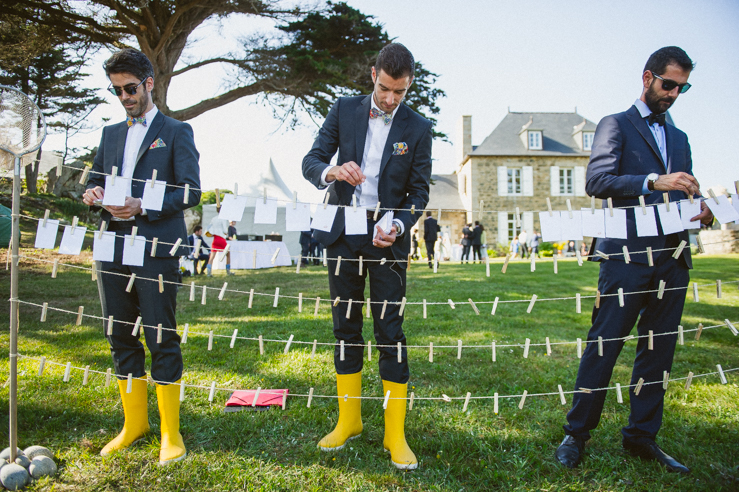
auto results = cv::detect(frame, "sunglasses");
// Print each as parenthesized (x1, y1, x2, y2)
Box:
(107, 78, 147, 97)
(651, 71, 691, 94)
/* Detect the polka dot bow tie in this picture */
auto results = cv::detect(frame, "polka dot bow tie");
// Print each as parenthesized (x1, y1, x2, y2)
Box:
(369, 107, 392, 125)
(127, 116, 147, 127)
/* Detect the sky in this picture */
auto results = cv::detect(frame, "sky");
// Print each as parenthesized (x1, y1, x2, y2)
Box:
(42, 0, 739, 204)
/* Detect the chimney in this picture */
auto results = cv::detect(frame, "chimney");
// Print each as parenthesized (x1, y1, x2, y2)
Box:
(456, 115, 472, 164)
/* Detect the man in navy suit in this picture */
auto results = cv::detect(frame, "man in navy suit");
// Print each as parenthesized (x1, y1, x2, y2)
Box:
(302, 43, 432, 470)
(555, 47, 713, 473)
(82, 48, 200, 465)
(423, 211, 439, 268)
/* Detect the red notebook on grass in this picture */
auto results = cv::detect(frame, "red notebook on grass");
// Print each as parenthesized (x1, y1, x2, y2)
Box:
(225, 389, 288, 411)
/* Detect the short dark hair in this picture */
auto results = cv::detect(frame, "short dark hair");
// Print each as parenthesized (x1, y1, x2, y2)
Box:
(375, 43, 415, 79)
(644, 46, 694, 75)
(104, 48, 155, 83)
(426, 211, 432, 217)
(194, 225, 202, 232)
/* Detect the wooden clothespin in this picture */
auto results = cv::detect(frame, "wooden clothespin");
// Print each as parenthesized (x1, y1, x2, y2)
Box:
(566, 199, 573, 219)
(457, 339, 463, 359)
(462, 392, 472, 413)
(622, 245, 630, 264)
(189, 282, 195, 302)
(193, 238, 201, 258)
(150, 237, 158, 256)
(125, 373, 132, 392)
(292, 191, 297, 209)
(646, 246, 654, 267)
(663, 371, 670, 390)
(478, 200, 484, 220)
(78, 166, 90, 185)
(685, 371, 694, 391)
(263, 187, 268, 205)
(663, 192, 670, 212)
(696, 234, 705, 254)
(725, 319, 738, 336)
(595, 289, 601, 309)
(526, 294, 537, 313)
(491, 297, 499, 316)
(380, 299, 388, 319)
(558, 384, 566, 405)
(598, 336, 603, 356)
(373, 201, 380, 220)
(97, 220, 107, 239)
(209, 381, 217, 403)
(367, 340, 372, 361)
(595, 250, 609, 260)
(284, 334, 294, 354)
(678, 325, 684, 345)
(169, 238, 182, 256)
(383, 390, 392, 410)
(298, 293, 303, 313)
(448, 299, 456, 309)
(576, 293, 581, 314)
(70, 216, 78, 235)
(110, 166, 118, 186)
(607, 197, 614, 217)
(546, 197, 553, 217)
(91, 262, 97, 281)
(219, 243, 231, 264)
(358, 256, 363, 276)
(708, 188, 720, 205)
(366, 297, 371, 319)
(272, 287, 280, 307)
(132, 316, 142, 336)
(428, 342, 433, 362)
(130, 226, 137, 246)
(575, 248, 582, 266)
(42, 209, 50, 227)
(590, 195, 596, 214)
(485, 256, 490, 277)
(183, 184, 190, 204)
(107, 315, 114, 336)
(310, 339, 317, 357)
(616, 383, 623, 403)
(546, 336, 552, 356)
(634, 377, 645, 395)
(259, 335, 264, 355)
(126, 273, 137, 292)
(314, 296, 321, 316)
(518, 390, 528, 410)
(648, 330, 654, 350)
(105, 368, 112, 387)
(339, 340, 345, 361)
(157, 323, 163, 344)
(502, 254, 510, 274)
(409, 391, 415, 410)
(410, 204, 415, 215)
(491, 341, 496, 362)
(493, 392, 499, 415)
(422, 299, 427, 319)
(83, 366, 90, 386)
(717, 364, 728, 384)
(307, 387, 314, 408)
(380, 257, 386, 265)
(397, 342, 402, 363)
(441, 394, 452, 403)
(468, 298, 479, 315)
(716, 279, 722, 299)
(335, 256, 341, 275)
(345, 299, 352, 318)
(201, 285, 207, 305)
(158, 274, 164, 293)
(399, 297, 407, 316)
(179, 379, 186, 402)
(688, 193, 694, 204)
(618, 287, 624, 307)
(333, 296, 341, 307)
(219, 282, 229, 301)
(150, 169, 157, 188)
(214, 188, 220, 208)
(40, 302, 48, 322)
(693, 282, 699, 302)
(657, 279, 666, 299)
(553, 254, 558, 274)
(577, 338, 582, 358)
(530, 254, 536, 272)
(523, 338, 530, 358)
(638, 195, 647, 215)
(76, 306, 84, 326)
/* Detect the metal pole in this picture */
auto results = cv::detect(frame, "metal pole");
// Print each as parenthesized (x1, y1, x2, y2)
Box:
(9, 155, 20, 462)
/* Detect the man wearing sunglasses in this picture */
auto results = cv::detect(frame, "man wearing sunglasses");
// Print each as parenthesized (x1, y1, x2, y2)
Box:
(555, 46, 713, 473)
(82, 48, 201, 465)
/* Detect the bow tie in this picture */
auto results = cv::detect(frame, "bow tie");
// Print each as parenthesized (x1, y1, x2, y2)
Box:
(369, 107, 392, 125)
(127, 116, 147, 127)
(647, 112, 665, 127)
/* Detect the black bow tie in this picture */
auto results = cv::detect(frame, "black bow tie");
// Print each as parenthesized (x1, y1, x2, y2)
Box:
(647, 112, 665, 127)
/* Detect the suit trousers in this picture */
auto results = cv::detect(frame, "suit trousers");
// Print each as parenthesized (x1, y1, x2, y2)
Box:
(425, 242, 435, 265)
(326, 221, 409, 384)
(97, 222, 183, 383)
(564, 238, 688, 445)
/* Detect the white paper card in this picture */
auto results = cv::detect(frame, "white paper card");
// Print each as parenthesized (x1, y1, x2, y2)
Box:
(285, 201, 312, 231)
(344, 206, 368, 235)
(538, 211, 561, 242)
(254, 197, 278, 224)
(634, 206, 659, 237)
(580, 208, 605, 238)
(35, 219, 59, 249)
(560, 210, 583, 241)
(58, 226, 87, 255)
(102, 175, 131, 207)
(122, 235, 146, 266)
(679, 199, 702, 230)
(141, 179, 167, 212)
(705, 195, 739, 224)
(310, 204, 339, 232)
(604, 208, 627, 239)
(656, 203, 684, 235)
(218, 194, 249, 222)
(732, 195, 739, 223)
(92, 231, 116, 262)
(375, 211, 394, 235)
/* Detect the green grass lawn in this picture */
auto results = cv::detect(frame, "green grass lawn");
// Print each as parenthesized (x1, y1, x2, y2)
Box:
(1, 243, 738, 491)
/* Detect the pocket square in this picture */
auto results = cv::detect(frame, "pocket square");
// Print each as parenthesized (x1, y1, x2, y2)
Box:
(392, 142, 408, 156)
(149, 138, 166, 149)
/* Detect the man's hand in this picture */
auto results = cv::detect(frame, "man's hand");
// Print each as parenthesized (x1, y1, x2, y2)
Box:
(106, 197, 143, 220)
(691, 200, 714, 226)
(82, 186, 105, 206)
(325, 162, 366, 186)
(653, 172, 700, 197)
(373, 225, 397, 248)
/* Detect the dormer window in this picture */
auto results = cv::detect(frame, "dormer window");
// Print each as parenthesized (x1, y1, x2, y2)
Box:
(582, 132, 594, 151)
(528, 131, 542, 150)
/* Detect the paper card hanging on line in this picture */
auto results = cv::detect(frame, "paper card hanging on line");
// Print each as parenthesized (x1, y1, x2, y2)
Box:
(102, 175, 131, 206)
(35, 219, 60, 249)
(285, 201, 312, 231)
(140, 179, 167, 211)
(538, 211, 561, 242)
(375, 211, 395, 235)
(224, 389, 288, 411)
(344, 206, 368, 235)
(634, 205, 658, 236)
(310, 204, 339, 232)
(678, 199, 701, 230)
(58, 225, 87, 255)
(252, 196, 278, 224)
(560, 210, 584, 241)
(218, 194, 249, 222)
(656, 202, 684, 235)
(93, 231, 116, 262)
(122, 234, 146, 266)
(732, 194, 739, 222)
(604, 207, 627, 239)
(580, 208, 605, 238)
(705, 194, 739, 224)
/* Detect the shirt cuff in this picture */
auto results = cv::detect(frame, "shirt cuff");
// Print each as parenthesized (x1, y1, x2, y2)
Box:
(392, 219, 405, 236)
(642, 176, 653, 195)
(319, 167, 331, 188)
(140, 208, 148, 216)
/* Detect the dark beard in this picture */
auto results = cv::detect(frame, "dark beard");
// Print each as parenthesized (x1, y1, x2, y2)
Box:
(644, 80, 674, 114)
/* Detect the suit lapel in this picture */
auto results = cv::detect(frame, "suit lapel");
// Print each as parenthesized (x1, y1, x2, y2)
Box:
(379, 105, 409, 178)
(625, 106, 664, 166)
(355, 95, 371, 167)
(114, 122, 128, 173)
(135, 111, 165, 165)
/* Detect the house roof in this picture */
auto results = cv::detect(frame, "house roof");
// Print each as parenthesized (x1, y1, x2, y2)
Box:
(426, 174, 464, 211)
(471, 112, 597, 157)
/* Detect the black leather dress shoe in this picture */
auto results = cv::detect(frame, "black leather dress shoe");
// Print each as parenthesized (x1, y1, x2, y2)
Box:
(624, 441, 690, 474)
(556, 435, 585, 468)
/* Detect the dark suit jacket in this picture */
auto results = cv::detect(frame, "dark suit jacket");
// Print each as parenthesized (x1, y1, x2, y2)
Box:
(302, 95, 433, 268)
(88, 111, 201, 257)
(586, 105, 693, 268)
(423, 216, 439, 243)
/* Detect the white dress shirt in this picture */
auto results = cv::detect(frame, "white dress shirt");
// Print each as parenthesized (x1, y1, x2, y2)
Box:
(634, 99, 667, 195)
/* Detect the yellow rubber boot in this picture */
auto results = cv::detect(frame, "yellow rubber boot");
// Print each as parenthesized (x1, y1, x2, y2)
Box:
(382, 380, 418, 470)
(101, 378, 150, 456)
(318, 372, 363, 451)
(155, 381, 187, 465)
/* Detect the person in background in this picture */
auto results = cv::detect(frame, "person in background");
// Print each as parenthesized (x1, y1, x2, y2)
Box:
(410, 228, 420, 261)
(423, 211, 439, 268)
(518, 229, 529, 259)
(205, 208, 233, 276)
(299, 229, 312, 266)
(460, 223, 472, 263)
(471, 221, 483, 263)
(227, 220, 238, 240)
(189, 225, 210, 275)
(510, 236, 520, 259)
(530, 229, 542, 258)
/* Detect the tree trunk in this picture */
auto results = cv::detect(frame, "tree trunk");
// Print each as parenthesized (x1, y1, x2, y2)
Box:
(24, 148, 42, 194)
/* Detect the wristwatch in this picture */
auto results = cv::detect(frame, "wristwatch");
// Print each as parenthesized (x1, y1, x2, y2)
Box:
(647, 173, 659, 191)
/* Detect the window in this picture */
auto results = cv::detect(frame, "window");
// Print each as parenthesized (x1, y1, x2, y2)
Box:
(507, 168, 522, 195)
(559, 168, 573, 195)
(528, 131, 542, 150)
(583, 132, 594, 151)
(507, 213, 516, 242)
